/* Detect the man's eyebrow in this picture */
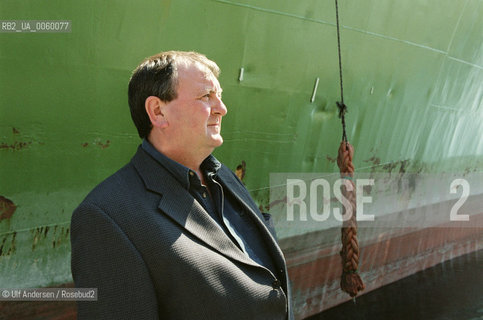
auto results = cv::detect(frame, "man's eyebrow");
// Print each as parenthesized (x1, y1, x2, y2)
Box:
(201, 86, 223, 94)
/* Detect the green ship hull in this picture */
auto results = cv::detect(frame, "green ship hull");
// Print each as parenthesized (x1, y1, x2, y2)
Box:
(1, 0, 482, 318)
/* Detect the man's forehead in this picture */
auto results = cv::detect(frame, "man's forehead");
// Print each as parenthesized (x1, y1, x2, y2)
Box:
(178, 61, 213, 77)
(178, 63, 221, 90)
(195, 64, 219, 87)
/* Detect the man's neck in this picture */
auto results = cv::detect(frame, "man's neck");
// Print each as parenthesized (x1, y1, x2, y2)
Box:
(147, 135, 212, 176)
(163, 151, 209, 186)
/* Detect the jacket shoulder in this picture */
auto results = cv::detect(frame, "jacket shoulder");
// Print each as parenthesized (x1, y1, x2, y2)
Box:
(79, 146, 154, 207)
(80, 162, 140, 206)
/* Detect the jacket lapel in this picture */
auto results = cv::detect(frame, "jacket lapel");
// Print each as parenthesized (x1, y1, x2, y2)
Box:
(216, 166, 288, 271)
(131, 147, 261, 269)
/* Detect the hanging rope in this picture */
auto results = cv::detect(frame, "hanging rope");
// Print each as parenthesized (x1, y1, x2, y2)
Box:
(334, 0, 365, 298)
(335, 0, 348, 144)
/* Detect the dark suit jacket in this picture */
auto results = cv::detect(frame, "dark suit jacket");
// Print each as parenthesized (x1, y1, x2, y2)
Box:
(71, 146, 293, 319)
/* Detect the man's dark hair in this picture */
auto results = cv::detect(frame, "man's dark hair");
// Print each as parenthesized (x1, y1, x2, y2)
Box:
(128, 51, 220, 138)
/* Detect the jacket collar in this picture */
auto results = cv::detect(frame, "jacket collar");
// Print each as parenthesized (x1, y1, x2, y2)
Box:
(131, 146, 264, 269)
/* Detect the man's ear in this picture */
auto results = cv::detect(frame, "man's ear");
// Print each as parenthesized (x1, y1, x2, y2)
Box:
(145, 96, 168, 129)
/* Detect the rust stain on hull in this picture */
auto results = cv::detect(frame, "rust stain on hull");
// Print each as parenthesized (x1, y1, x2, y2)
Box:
(364, 156, 381, 166)
(235, 160, 246, 182)
(95, 139, 110, 149)
(382, 162, 398, 173)
(0, 232, 17, 257)
(81, 139, 111, 149)
(0, 196, 16, 221)
(326, 155, 336, 164)
(31, 225, 70, 251)
(0, 141, 32, 151)
(266, 196, 288, 211)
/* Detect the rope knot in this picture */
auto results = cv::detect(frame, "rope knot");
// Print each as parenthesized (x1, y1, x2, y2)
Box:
(337, 101, 348, 119)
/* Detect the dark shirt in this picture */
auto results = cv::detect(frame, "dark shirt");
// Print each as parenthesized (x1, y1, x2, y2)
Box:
(141, 140, 277, 276)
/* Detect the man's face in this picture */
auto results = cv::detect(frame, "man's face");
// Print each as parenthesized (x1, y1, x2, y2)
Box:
(162, 63, 227, 155)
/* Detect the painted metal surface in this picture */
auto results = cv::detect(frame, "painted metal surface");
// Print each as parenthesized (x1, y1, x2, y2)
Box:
(0, 0, 482, 317)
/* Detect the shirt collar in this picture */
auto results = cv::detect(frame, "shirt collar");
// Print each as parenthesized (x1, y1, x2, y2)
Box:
(141, 139, 221, 189)
(201, 154, 222, 175)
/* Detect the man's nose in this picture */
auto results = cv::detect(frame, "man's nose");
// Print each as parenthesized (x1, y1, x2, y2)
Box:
(212, 97, 227, 116)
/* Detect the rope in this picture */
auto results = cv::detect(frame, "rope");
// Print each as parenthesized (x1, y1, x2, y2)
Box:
(338, 145, 365, 298)
(335, 0, 348, 144)
(334, 0, 365, 298)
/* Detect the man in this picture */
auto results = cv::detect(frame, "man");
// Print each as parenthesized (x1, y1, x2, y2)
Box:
(70, 51, 292, 319)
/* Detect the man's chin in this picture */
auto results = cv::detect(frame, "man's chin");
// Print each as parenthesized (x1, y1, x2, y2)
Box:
(210, 135, 223, 147)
